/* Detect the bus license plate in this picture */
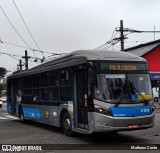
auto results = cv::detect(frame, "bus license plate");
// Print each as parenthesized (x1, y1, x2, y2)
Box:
(128, 125, 138, 129)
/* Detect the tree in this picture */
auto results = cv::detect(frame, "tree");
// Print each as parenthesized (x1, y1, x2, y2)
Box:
(0, 83, 6, 90)
(0, 67, 7, 79)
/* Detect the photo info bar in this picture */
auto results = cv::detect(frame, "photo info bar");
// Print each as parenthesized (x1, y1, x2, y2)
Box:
(0, 144, 160, 151)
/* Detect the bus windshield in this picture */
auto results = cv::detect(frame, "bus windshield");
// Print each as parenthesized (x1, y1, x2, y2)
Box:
(94, 73, 152, 103)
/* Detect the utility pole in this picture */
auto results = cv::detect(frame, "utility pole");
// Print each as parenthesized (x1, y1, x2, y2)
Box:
(115, 20, 126, 51)
(17, 60, 24, 71)
(115, 20, 160, 51)
(120, 20, 124, 51)
(22, 50, 31, 70)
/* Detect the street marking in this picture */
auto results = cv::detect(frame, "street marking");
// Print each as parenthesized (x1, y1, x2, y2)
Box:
(0, 117, 8, 120)
(1, 113, 9, 115)
(0, 115, 18, 120)
(5, 115, 18, 119)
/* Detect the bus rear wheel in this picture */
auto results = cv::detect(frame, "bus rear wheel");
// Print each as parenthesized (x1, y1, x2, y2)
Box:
(62, 112, 73, 136)
(19, 107, 25, 123)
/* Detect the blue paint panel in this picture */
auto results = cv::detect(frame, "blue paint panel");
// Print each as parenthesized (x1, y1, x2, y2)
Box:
(68, 101, 73, 104)
(16, 106, 18, 115)
(23, 108, 40, 119)
(8, 105, 12, 113)
(109, 105, 152, 117)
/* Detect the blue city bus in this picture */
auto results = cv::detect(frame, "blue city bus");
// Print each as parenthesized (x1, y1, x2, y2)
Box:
(7, 50, 155, 136)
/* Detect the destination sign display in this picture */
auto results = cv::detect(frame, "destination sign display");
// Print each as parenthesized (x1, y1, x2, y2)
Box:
(100, 63, 147, 71)
(109, 64, 137, 70)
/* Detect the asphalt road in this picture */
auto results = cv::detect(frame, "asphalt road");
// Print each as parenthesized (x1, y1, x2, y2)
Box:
(0, 102, 160, 153)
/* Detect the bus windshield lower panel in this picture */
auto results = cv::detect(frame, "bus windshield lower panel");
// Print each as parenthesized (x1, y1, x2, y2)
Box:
(94, 73, 152, 104)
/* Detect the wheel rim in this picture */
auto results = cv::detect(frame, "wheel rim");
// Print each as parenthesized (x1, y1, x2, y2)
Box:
(20, 110, 23, 121)
(64, 118, 71, 130)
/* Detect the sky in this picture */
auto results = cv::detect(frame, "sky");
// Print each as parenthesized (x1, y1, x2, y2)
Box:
(0, 0, 160, 74)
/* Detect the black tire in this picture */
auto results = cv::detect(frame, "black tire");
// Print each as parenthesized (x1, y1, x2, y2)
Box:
(62, 112, 73, 136)
(19, 107, 25, 123)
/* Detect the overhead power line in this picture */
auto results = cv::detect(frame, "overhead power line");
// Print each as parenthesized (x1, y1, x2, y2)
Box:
(95, 33, 119, 49)
(0, 4, 32, 50)
(6, 60, 40, 74)
(0, 49, 48, 64)
(96, 20, 160, 51)
(95, 31, 119, 50)
(95, 29, 117, 50)
(115, 20, 160, 50)
(32, 49, 61, 55)
(1, 40, 29, 49)
(0, 51, 25, 63)
(12, 0, 41, 57)
(0, 39, 63, 57)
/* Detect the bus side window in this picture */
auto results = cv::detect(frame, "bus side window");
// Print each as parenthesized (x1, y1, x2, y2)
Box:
(60, 69, 71, 101)
(23, 77, 32, 103)
(49, 71, 59, 102)
(50, 72, 59, 86)
(60, 70, 70, 86)
(49, 87, 59, 101)
(40, 73, 49, 102)
(33, 75, 40, 102)
(24, 77, 32, 88)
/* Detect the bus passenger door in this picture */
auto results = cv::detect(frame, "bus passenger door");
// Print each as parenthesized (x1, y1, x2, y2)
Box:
(11, 82, 17, 115)
(75, 69, 88, 129)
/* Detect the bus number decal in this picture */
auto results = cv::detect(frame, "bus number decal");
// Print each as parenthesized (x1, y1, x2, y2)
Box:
(141, 108, 150, 113)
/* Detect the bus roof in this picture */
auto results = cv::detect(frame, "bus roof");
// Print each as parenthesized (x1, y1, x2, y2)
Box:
(8, 49, 146, 79)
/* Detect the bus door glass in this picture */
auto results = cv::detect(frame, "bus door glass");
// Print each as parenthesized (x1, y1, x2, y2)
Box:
(76, 69, 88, 129)
(11, 81, 17, 114)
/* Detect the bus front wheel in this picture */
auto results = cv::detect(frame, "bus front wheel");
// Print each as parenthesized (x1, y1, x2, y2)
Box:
(19, 107, 25, 123)
(62, 112, 73, 136)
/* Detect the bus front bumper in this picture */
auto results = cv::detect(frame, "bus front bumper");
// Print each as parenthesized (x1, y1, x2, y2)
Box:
(93, 112, 155, 132)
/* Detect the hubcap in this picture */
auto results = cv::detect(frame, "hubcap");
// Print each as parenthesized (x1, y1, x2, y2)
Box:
(64, 118, 70, 130)
(20, 112, 23, 121)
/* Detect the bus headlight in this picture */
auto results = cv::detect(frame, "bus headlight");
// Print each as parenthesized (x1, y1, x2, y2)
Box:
(94, 105, 112, 116)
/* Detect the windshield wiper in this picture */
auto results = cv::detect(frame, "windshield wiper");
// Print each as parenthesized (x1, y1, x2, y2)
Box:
(114, 92, 131, 107)
(114, 94, 123, 107)
(115, 78, 132, 107)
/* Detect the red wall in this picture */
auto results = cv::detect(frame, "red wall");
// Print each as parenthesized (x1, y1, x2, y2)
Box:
(144, 47, 160, 72)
